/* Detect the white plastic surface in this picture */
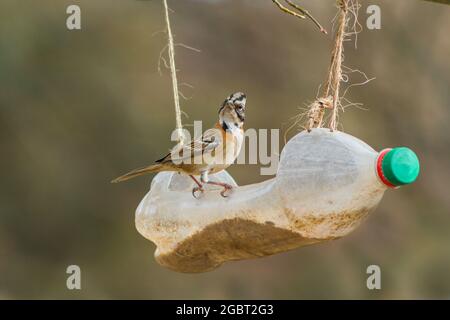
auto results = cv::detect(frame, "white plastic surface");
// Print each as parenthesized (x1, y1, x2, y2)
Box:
(135, 128, 387, 272)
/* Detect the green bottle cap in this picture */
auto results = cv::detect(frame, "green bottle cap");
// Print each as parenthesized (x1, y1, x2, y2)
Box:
(382, 147, 420, 186)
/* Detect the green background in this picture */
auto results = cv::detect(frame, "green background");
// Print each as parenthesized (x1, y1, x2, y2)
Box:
(0, 0, 449, 299)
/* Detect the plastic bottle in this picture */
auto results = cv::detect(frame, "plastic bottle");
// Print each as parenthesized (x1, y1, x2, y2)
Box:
(135, 128, 420, 272)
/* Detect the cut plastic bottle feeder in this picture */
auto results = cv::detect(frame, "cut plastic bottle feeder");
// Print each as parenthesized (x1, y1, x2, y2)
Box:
(135, 128, 420, 273)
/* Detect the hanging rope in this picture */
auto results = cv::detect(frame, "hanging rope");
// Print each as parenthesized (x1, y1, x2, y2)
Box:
(324, 0, 349, 131)
(301, 0, 356, 133)
(300, 0, 351, 133)
(162, 0, 185, 144)
(281, 0, 363, 137)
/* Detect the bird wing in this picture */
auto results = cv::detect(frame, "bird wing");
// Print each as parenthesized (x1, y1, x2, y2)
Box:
(155, 128, 222, 164)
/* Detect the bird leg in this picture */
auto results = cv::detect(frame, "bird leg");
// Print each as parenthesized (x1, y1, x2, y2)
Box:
(189, 175, 204, 199)
(199, 172, 233, 198)
(205, 180, 234, 198)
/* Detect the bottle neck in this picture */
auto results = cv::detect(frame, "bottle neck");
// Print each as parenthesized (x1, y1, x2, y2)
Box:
(376, 148, 397, 188)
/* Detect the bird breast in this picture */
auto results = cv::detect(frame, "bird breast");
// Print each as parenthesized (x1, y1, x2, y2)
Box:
(206, 128, 243, 174)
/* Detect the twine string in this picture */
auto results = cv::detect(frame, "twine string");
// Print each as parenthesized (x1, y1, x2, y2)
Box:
(324, 0, 349, 131)
(163, 0, 185, 144)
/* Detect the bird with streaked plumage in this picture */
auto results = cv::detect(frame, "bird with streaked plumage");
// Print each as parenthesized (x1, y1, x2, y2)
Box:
(112, 92, 247, 198)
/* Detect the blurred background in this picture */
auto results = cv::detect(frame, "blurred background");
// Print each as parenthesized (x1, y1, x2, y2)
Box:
(0, 0, 449, 299)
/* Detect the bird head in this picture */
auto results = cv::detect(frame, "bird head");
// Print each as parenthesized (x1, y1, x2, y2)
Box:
(218, 92, 247, 129)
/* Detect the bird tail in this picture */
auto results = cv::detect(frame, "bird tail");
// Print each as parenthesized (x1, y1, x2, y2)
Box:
(111, 164, 164, 183)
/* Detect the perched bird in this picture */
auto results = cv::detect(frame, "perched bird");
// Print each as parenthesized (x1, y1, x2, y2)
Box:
(111, 92, 246, 198)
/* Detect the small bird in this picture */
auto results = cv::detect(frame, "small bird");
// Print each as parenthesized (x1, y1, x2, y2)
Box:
(112, 92, 246, 198)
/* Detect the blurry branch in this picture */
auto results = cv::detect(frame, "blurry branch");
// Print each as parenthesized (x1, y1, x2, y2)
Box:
(423, 0, 450, 4)
(271, 0, 449, 35)
(272, 0, 328, 34)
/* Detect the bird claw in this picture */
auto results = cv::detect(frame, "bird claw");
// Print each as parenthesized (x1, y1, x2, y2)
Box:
(220, 184, 233, 198)
(192, 184, 233, 198)
(192, 186, 205, 199)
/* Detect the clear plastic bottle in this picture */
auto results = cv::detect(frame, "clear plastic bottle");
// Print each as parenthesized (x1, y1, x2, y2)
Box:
(135, 128, 420, 272)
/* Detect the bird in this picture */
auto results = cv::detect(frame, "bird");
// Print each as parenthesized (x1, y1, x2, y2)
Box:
(111, 92, 247, 198)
